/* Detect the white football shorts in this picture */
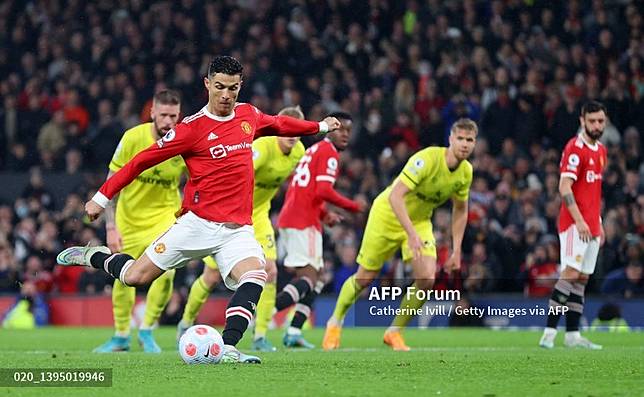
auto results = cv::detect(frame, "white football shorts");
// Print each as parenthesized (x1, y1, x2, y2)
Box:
(145, 211, 265, 290)
(558, 224, 600, 275)
(278, 227, 323, 271)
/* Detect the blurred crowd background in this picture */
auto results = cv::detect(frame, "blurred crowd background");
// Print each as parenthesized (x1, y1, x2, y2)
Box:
(0, 0, 643, 314)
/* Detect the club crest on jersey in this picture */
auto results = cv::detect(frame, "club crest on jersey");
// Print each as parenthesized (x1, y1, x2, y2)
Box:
(241, 121, 252, 135)
(154, 243, 166, 254)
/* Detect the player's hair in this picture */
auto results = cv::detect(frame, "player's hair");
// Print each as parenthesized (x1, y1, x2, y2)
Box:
(153, 89, 181, 105)
(581, 101, 607, 117)
(278, 105, 304, 119)
(450, 118, 478, 135)
(327, 111, 352, 121)
(208, 55, 243, 78)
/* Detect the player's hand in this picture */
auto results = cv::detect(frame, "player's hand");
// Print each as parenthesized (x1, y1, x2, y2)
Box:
(85, 200, 105, 222)
(599, 223, 606, 247)
(575, 219, 592, 243)
(407, 231, 423, 262)
(106, 226, 123, 252)
(323, 211, 344, 227)
(322, 116, 341, 132)
(444, 250, 462, 272)
(355, 195, 368, 212)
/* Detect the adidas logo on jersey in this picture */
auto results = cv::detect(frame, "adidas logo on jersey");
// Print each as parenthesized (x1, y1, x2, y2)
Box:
(208, 132, 218, 141)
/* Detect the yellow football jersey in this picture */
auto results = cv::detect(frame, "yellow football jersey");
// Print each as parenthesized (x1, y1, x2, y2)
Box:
(372, 146, 472, 225)
(251, 136, 304, 221)
(109, 123, 186, 238)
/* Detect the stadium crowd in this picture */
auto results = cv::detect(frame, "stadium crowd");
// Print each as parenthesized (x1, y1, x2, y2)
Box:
(0, 0, 643, 313)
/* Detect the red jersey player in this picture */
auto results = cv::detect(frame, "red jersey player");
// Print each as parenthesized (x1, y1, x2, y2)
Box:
(274, 111, 365, 348)
(56, 56, 342, 363)
(540, 101, 608, 350)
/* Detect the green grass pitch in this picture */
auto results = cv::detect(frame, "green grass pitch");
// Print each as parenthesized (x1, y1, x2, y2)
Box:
(0, 327, 642, 397)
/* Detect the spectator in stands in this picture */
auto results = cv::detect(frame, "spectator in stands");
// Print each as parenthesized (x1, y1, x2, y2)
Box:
(602, 239, 644, 298)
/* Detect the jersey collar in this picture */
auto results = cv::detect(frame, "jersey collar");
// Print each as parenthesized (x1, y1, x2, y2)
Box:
(324, 137, 339, 153)
(578, 133, 599, 152)
(202, 106, 235, 122)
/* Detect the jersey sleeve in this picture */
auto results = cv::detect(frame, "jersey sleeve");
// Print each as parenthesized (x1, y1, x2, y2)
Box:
(559, 144, 584, 181)
(251, 105, 321, 138)
(313, 147, 361, 212)
(108, 134, 131, 173)
(399, 151, 430, 191)
(314, 146, 339, 185)
(99, 123, 192, 200)
(252, 138, 269, 172)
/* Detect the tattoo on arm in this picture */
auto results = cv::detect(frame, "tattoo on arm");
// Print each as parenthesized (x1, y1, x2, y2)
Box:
(563, 193, 576, 207)
(105, 199, 116, 226)
(104, 171, 117, 228)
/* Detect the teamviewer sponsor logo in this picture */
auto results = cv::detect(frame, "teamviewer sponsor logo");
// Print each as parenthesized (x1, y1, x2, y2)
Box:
(209, 144, 227, 159)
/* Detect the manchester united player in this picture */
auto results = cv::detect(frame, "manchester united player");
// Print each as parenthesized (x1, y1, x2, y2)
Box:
(539, 101, 608, 350)
(56, 56, 341, 363)
(274, 111, 366, 349)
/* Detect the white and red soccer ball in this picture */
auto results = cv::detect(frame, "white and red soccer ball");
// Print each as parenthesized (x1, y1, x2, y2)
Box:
(178, 325, 224, 364)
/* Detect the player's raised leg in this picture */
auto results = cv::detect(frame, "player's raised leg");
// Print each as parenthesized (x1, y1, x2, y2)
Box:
(177, 259, 221, 341)
(57, 245, 164, 286)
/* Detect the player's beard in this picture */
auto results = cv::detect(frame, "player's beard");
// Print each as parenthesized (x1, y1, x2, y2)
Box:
(586, 128, 603, 141)
(153, 120, 171, 139)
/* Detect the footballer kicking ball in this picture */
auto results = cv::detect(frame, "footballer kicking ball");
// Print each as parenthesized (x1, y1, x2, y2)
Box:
(178, 325, 225, 364)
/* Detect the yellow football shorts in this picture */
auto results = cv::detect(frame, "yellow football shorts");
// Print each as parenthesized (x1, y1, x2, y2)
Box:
(357, 211, 436, 271)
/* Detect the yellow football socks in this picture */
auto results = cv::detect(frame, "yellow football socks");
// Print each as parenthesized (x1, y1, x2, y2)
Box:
(112, 279, 136, 335)
(141, 270, 175, 329)
(254, 282, 276, 339)
(331, 275, 365, 322)
(181, 275, 211, 325)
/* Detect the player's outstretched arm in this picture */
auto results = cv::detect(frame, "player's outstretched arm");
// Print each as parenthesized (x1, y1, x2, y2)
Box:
(444, 199, 468, 272)
(388, 180, 423, 262)
(559, 176, 591, 242)
(316, 182, 365, 213)
(87, 127, 189, 221)
(254, 105, 340, 138)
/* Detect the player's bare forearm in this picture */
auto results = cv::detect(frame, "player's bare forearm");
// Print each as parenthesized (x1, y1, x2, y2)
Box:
(388, 181, 416, 237)
(559, 177, 585, 224)
(451, 199, 468, 252)
(104, 171, 118, 229)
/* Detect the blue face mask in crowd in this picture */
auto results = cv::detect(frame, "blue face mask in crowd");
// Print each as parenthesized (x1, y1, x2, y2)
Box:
(15, 205, 29, 219)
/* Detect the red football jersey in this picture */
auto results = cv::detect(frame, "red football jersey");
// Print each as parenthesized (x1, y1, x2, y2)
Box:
(278, 138, 361, 231)
(99, 104, 322, 225)
(558, 134, 607, 236)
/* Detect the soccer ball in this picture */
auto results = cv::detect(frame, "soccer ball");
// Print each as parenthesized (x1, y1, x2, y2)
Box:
(178, 325, 225, 364)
